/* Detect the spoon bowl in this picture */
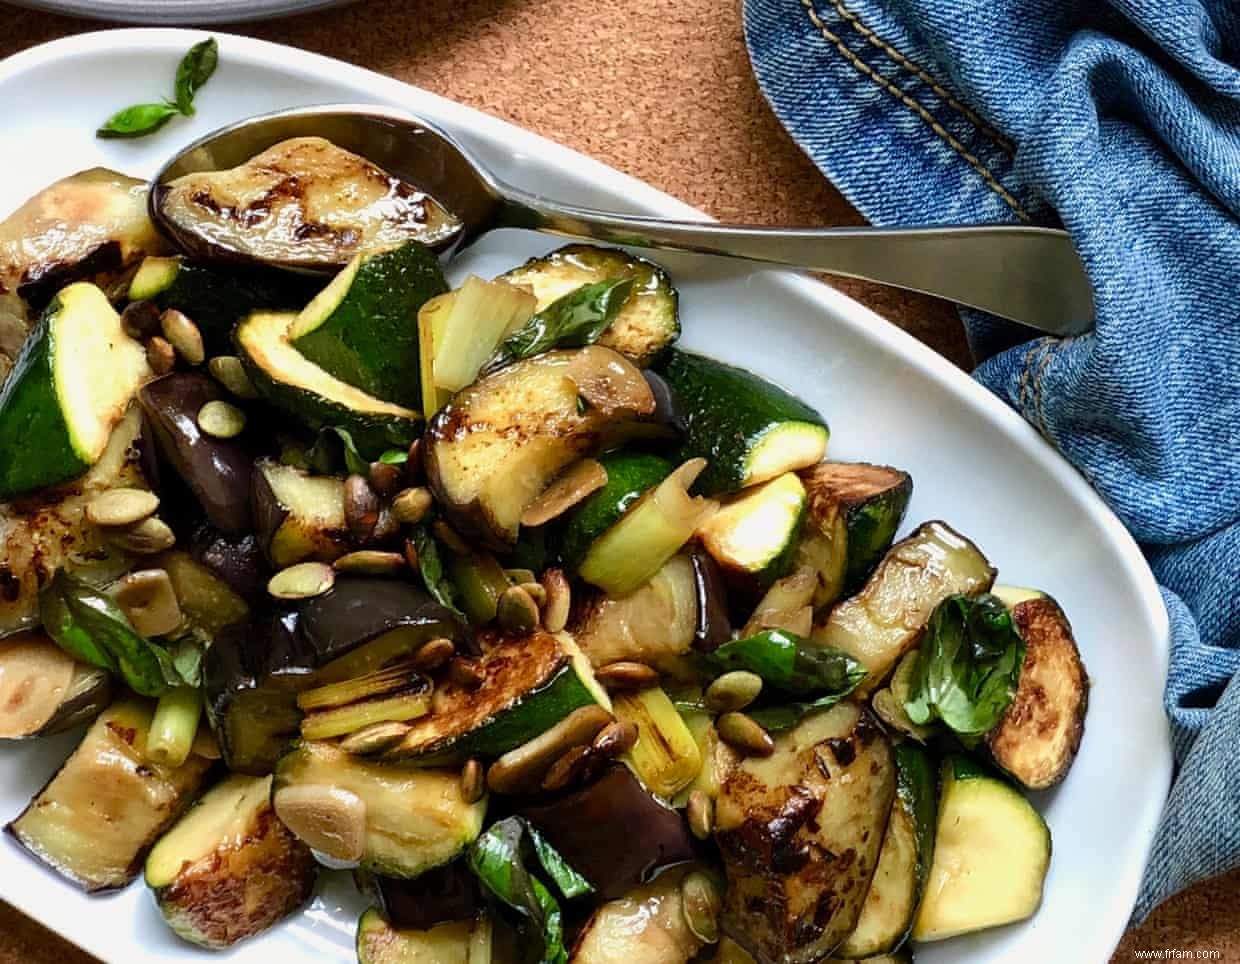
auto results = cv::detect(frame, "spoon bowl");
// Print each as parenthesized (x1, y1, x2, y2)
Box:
(151, 103, 1095, 334)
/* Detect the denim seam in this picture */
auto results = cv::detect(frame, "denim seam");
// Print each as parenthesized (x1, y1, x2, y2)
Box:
(1029, 339, 1059, 436)
(800, 0, 1032, 221)
(824, 0, 1016, 155)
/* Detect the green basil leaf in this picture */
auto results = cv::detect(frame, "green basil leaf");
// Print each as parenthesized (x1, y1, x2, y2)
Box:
(38, 572, 178, 696)
(903, 594, 1025, 737)
(469, 818, 569, 964)
(748, 691, 855, 733)
(378, 448, 409, 466)
(96, 101, 180, 139)
(709, 629, 867, 697)
(496, 278, 634, 364)
(306, 426, 369, 476)
(529, 826, 592, 899)
(174, 37, 219, 115)
(169, 637, 205, 689)
(410, 523, 463, 617)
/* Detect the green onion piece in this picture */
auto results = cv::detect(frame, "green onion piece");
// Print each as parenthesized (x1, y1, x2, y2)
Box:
(146, 687, 202, 767)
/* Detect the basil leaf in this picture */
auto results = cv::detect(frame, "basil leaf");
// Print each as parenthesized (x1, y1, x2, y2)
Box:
(38, 572, 178, 696)
(169, 637, 205, 689)
(174, 37, 219, 115)
(496, 278, 634, 364)
(410, 524, 463, 617)
(903, 594, 1025, 737)
(748, 692, 854, 733)
(306, 426, 369, 476)
(96, 102, 180, 139)
(529, 826, 593, 899)
(709, 629, 867, 697)
(469, 818, 569, 964)
(378, 448, 409, 466)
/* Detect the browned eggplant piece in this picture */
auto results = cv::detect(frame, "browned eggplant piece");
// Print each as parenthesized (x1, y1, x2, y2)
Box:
(188, 523, 269, 603)
(205, 576, 469, 774)
(570, 866, 709, 964)
(0, 406, 147, 639)
(986, 593, 1089, 790)
(357, 861, 481, 931)
(690, 547, 732, 653)
(154, 137, 461, 271)
(522, 764, 696, 900)
(7, 699, 213, 892)
(0, 168, 169, 309)
(426, 345, 669, 549)
(252, 458, 350, 567)
(0, 632, 112, 739)
(139, 372, 254, 534)
(715, 703, 895, 964)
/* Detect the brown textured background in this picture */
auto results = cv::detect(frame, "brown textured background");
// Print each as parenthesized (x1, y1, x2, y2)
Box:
(0, 0, 1234, 960)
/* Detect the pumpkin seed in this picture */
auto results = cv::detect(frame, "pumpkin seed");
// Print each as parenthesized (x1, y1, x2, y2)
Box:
(716, 712, 775, 757)
(332, 550, 406, 575)
(145, 335, 176, 375)
(686, 790, 714, 841)
(197, 399, 246, 439)
(497, 585, 539, 635)
(339, 720, 412, 756)
(412, 637, 455, 671)
(403, 439, 423, 484)
(207, 355, 259, 399)
(704, 671, 763, 713)
(268, 561, 335, 600)
(107, 515, 176, 554)
(520, 458, 608, 527)
(459, 759, 486, 803)
(368, 460, 403, 497)
(114, 568, 182, 637)
(540, 744, 596, 792)
(504, 568, 537, 586)
(272, 784, 366, 863)
(401, 537, 420, 570)
(391, 487, 433, 525)
(121, 300, 161, 339)
(86, 487, 159, 527)
(592, 720, 639, 759)
(595, 660, 660, 691)
(344, 474, 380, 542)
(486, 705, 612, 796)
(680, 871, 722, 944)
(541, 568, 571, 633)
(519, 581, 548, 607)
(448, 657, 485, 689)
(160, 308, 204, 365)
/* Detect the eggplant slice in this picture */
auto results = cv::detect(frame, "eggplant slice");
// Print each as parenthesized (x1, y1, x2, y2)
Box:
(0, 633, 112, 739)
(155, 137, 461, 271)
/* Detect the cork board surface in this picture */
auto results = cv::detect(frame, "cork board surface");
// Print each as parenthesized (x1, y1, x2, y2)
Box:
(0, 0, 1231, 960)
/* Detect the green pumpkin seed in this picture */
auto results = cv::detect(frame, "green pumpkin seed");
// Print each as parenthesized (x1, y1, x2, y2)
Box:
(160, 308, 204, 365)
(86, 487, 159, 527)
(704, 670, 763, 713)
(207, 355, 259, 399)
(681, 871, 722, 944)
(197, 399, 246, 439)
(268, 561, 335, 600)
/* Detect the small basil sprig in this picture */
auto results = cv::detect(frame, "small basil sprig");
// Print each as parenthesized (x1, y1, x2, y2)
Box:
(305, 426, 370, 476)
(409, 523, 464, 618)
(903, 593, 1025, 737)
(469, 817, 587, 964)
(98, 38, 218, 139)
(38, 572, 187, 696)
(491, 278, 634, 367)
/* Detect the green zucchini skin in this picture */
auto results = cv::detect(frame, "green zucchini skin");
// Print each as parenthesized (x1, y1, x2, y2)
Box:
(0, 310, 82, 498)
(554, 451, 674, 570)
(293, 241, 447, 410)
(656, 350, 829, 495)
(841, 473, 913, 592)
(130, 257, 317, 356)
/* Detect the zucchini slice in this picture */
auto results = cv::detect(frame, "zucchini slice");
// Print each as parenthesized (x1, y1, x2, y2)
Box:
(501, 244, 680, 367)
(569, 867, 707, 964)
(356, 909, 493, 964)
(129, 256, 316, 356)
(291, 241, 448, 409)
(0, 282, 150, 499)
(7, 699, 213, 892)
(812, 521, 995, 695)
(698, 472, 807, 592)
(424, 345, 663, 549)
(837, 742, 936, 957)
(795, 462, 912, 609)
(252, 458, 351, 567)
(236, 309, 421, 458)
(657, 350, 829, 495)
(709, 940, 914, 963)
(386, 630, 609, 761)
(274, 742, 486, 878)
(911, 756, 1051, 942)
(986, 592, 1089, 790)
(715, 703, 895, 963)
(145, 774, 317, 948)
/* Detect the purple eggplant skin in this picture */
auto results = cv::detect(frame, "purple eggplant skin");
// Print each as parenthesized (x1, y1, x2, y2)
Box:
(204, 577, 471, 775)
(521, 765, 696, 900)
(690, 547, 732, 653)
(356, 863, 481, 931)
(139, 373, 254, 534)
(189, 524, 269, 603)
(642, 370, 686, 439)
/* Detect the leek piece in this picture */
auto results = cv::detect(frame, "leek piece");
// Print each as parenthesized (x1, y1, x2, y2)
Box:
(432, 276, 536, 392)
(613, 687, 702, 798)
(146, 687, 201, 767)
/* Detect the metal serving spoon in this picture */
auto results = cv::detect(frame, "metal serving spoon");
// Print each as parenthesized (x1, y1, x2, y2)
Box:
(151, 104, 1094, 337)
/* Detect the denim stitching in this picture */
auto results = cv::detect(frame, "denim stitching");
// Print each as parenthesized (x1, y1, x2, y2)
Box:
(1016, 339, 1042, 415)
(1029, 339, 1058, 435)
(800, 0, 1031, 221)
(826, 0, 1016, 154)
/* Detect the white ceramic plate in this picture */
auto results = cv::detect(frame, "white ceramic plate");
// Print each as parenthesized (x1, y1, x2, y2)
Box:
(7, 0, 353, 25)
(0, 29, 1170, 964)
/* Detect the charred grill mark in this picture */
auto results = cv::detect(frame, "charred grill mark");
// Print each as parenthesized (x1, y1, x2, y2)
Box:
(825, 736, 855, 767)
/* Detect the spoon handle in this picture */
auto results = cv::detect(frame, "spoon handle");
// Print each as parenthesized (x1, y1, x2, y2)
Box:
(497, 191, 1093, 336)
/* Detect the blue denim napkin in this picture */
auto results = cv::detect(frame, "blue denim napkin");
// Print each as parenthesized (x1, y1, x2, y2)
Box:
(743, 0, 1240, 921)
